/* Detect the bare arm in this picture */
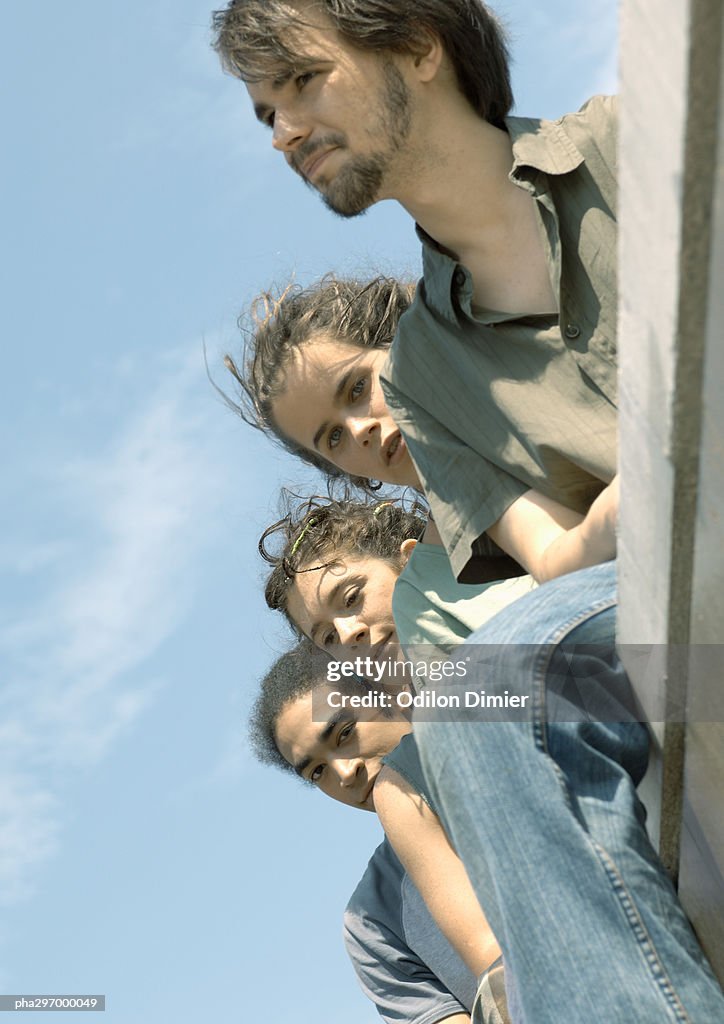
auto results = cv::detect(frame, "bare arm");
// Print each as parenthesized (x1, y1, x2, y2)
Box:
(374, 766, 501, 979)
(487, 475, 618, 583)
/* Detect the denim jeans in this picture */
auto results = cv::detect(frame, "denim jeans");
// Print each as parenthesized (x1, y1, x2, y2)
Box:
(414, 562, 724, 1023)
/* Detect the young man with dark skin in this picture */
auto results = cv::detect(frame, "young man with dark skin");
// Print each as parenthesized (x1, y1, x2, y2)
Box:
(250, 642, 509, 1024)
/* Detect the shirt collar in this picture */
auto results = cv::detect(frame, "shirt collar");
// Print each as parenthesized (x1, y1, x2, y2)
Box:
(415, 115, 585, 318)
(506, 115, 584, 181)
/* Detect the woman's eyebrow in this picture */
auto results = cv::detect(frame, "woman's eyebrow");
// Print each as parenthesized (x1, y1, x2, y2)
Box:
(312, 369, 356, 450)
(310, 578, 349, 644)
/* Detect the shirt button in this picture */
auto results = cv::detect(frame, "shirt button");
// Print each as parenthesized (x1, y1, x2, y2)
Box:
(564, 323, 581, 339)
(453, 268, 466, 288)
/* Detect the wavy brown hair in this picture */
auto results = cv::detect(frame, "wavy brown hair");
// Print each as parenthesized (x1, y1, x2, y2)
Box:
(223, 274, 415, 491)
(212, 0, 512, 129)
(259, 493, 426, 632)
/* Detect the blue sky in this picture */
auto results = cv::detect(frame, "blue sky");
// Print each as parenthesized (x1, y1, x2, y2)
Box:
(1, 2, 617, 1020)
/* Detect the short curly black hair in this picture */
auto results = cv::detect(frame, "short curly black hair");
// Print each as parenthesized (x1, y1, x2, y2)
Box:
(249, 640, 335, 776)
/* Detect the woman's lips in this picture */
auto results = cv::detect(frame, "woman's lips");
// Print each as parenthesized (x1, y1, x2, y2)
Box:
(386, 432, 407, 467)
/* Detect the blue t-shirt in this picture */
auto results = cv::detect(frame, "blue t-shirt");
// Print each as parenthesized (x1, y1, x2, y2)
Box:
(344, 838, 476, 1023)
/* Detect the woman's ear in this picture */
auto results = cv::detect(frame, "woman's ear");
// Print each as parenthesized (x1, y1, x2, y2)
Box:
(399, 538, 417, 564)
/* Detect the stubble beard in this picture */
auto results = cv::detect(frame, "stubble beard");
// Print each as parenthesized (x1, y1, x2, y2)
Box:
(321, 62, 412, 219)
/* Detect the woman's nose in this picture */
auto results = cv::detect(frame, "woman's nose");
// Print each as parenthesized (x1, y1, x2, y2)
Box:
(348, 416, 378, 448)
(335, 617, 369, 646)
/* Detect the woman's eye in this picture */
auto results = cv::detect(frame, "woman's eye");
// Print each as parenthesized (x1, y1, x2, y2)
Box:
(350, 377, 366, 400)
(344, 587, 360, 609)
(296, 71, 316, 89)
(328, 426, 343, 450)
(322, 628, 338, 647)
(310, 764, 325, 783)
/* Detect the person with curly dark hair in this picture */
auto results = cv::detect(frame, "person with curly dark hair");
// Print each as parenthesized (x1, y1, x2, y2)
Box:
(257, 493, 535, 654)
(249, 641, 511, 1024)
(224, 274, 619, 585)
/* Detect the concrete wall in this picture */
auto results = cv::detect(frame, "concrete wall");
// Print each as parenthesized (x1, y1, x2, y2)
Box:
(617, 0, 724, 978)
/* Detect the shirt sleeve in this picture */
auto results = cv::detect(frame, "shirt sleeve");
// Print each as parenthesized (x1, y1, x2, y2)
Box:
(382, 374, 528, 580)
(555, 94, 619, 400)
(570, 94, 618, 178)
(392, 547, 538, 652)
(343, 906, 468, 1024)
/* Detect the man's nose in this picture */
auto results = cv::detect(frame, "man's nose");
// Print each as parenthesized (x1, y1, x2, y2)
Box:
(336, 758, 364, 787)
(335, 616, 369, 646)
(272, 109, 310, 153)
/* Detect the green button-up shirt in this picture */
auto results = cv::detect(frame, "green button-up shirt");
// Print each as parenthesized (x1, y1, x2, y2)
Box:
(381, 96, 619, 579)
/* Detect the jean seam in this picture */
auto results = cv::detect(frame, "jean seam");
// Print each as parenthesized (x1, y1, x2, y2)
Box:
(591, 840, 692, 1024)
(531, 595, 618, 755)
(539, 595, 618, 649)
(529, 597, 692, 1023)
(530, 732, 693, 1021)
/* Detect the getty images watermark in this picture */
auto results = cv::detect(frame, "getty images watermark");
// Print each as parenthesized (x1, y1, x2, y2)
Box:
(324, 654, 531, 712)
(311, 644, 724, 723)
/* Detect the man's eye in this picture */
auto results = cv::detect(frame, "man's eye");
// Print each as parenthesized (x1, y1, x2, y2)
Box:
(350, 377, 366, 400)
(310, 764, 325, 783)
(338, 722, 355, 744)
(328, 426, 343, 450)
(296, 71, 316, 89)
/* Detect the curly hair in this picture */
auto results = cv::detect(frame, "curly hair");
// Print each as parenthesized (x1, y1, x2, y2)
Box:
(223, 274, 415, 492)
(248, 640, 332, 775)
(259, 492, 426, 631)
(212, 0, 512, 128)
(249, 639, 373, 774)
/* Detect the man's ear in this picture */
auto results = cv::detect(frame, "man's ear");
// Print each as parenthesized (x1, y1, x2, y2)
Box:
(400, 538, 417, 564)
(408, 29, 445, 83)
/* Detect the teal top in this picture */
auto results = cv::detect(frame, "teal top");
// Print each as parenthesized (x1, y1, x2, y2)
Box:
(392, 541, 537, 653)
(381, 97, 619, 579)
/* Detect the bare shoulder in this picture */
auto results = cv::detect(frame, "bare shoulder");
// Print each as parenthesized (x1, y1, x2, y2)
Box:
(374, 764, 427, 816)
(374, 765, 444, 845)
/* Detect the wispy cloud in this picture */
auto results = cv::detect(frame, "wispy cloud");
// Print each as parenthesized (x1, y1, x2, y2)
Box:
(565, 0, 618, 95)
(508, 0, 618, 112)
(559, 0, 619, 97)
(111, 7, 271, 164)
(0, 343, 231, 905)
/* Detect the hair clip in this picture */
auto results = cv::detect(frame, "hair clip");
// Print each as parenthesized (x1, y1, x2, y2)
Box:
(290, 516, 318, 557)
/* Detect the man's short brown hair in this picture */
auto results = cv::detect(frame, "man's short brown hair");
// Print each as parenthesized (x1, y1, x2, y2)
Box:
(212, 0, 513, 128)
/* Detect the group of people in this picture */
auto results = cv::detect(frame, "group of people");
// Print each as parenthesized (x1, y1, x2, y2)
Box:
(209, 2, 724, 1022)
